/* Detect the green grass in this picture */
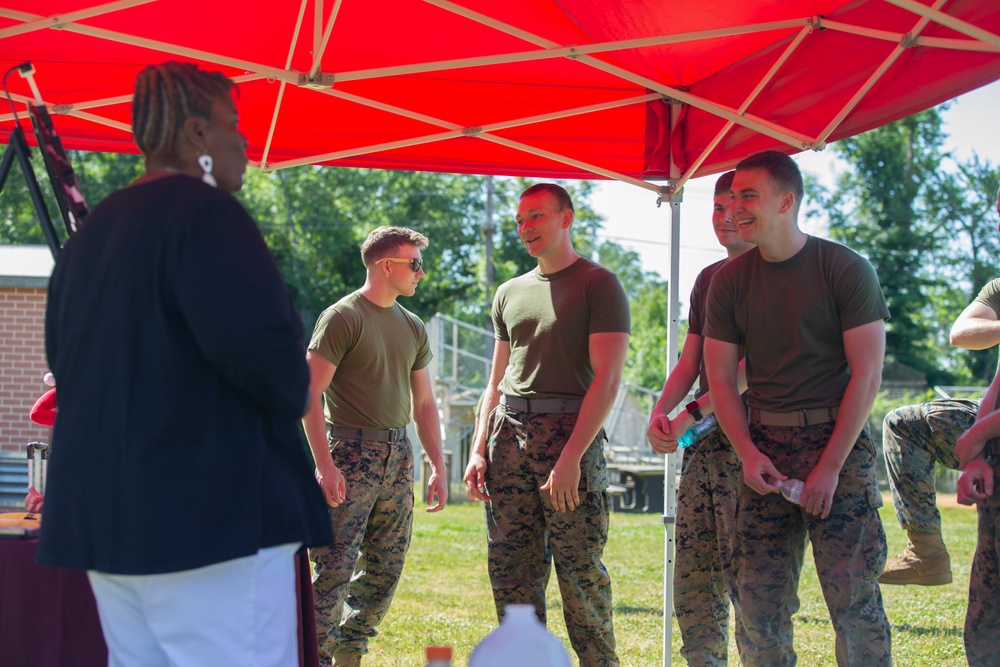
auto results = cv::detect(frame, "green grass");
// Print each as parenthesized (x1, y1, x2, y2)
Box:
(350, 494, 979, 666)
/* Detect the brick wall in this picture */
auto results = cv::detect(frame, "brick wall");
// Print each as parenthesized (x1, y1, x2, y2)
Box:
(0, 286, 52, 455)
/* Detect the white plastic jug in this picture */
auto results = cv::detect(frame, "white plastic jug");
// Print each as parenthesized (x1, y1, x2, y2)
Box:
(467, 604, 572, 667)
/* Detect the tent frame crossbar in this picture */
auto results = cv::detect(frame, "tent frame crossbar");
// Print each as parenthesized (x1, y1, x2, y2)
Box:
(674, 23, 813, 193)
(1, 1, 996, 187)
(260, 0, 311, 170)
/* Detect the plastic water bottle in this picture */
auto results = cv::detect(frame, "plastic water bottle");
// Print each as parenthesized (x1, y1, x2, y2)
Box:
(777, 478, 804, 504)
(676, 413, 718, 449)
(425, 645, 453, 666)
(468, 604, 572, 667)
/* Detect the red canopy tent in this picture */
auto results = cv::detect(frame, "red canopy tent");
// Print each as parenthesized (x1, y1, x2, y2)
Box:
(2, 1, 998, 187)
(2, 1, 1000, 662)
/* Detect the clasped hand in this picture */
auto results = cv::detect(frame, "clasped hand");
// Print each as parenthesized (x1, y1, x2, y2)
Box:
(646, 412, 689, 455)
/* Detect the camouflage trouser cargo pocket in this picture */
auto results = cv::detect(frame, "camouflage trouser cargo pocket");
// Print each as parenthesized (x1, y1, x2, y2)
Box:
(735, 423, 891, 667)
(883, 399, 975, 532)
(965, 458, 1000, 666)
(483, 408, 619, 667)
(674, 431, 743, 666)
(309, 435, 414, 658)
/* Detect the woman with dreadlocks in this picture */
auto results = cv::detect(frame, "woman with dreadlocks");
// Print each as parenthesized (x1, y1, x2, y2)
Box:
(37, 61, 332, 667)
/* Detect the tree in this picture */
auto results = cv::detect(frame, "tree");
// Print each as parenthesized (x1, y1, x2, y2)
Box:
(0, 149, 142, 245)
(815, 108, 950, 384)
(4, 148, 676, 390)
(811, 106, 1000, 385)
(237, 167, 489, 331)
(924, 154, 1000, 383)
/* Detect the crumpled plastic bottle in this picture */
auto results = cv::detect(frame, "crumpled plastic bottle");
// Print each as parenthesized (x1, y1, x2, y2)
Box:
(777, 478, 804, 504)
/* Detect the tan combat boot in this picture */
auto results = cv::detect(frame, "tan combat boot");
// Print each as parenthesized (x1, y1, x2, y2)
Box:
(878, 530, 952, 586)
(332, 651, 362, 667)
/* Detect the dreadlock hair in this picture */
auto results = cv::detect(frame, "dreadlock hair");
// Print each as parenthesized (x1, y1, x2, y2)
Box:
(360, 226, 429, 267)
(132, 62, 236, 160)
(520, 183, 574, 212)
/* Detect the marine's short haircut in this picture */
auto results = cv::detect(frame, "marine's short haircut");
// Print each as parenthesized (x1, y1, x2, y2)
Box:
(360, 226, 430, 267)
(520, 183, 574, 212)
(132, 61, 236, 161)
(714, 170, 736, 196)
(735, 150, 804, 201)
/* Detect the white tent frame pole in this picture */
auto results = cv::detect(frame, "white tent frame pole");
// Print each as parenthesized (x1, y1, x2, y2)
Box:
(0, 7, 296, 83)
(661, 98, 683, 667)
(261, 0, 310, 169)
(816, 0, 947, 145)
(478, 133, 654, 189)
(335, 19, 805, 82)
(313, 0, 322, 55)
(412, 3, 821, 150)
(264, 90, 662, 180)
(915, 35, 1000, 52)
(0, 72, 263, 125)
(674, 23, 813, 193)
(884, 0, 1000, 49)
(308, 0, 343, 80)
(0, 73, 265, 134)
(0, 0, 155, 40)
(820, 17, 998, 52)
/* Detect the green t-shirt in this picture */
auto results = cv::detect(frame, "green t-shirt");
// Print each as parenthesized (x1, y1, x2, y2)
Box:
(973, 277, 1000, 371)
(974, 278, 1000, 316)
(308, 291, 431, 428)
(704, 236, 889, 411)
(493, 257, 630, 398)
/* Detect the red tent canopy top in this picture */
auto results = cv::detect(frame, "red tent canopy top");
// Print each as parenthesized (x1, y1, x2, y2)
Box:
(1, 0, 999, 195)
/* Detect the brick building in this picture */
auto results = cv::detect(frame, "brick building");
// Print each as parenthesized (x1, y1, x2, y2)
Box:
(1, 245, 54, 456)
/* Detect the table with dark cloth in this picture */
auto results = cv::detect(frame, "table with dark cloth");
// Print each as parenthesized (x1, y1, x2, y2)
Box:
(0, 537, 107, 667)
(0, 539, 319, 667)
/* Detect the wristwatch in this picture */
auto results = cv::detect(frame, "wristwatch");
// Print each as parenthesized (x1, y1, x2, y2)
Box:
(685, 400, 703, 422)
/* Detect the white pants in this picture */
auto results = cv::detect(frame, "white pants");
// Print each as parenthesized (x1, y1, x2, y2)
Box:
(88, 542, 301, 667)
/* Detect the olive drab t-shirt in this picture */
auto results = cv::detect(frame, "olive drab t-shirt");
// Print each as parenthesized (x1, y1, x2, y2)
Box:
(688, 257, 745, 398)
(974, 277, 1000, 374)
(704, 235, 889, 412)
(309, 291, 432, 429)
(974, 277, 1000, 317)
(493, 257, 630, 399)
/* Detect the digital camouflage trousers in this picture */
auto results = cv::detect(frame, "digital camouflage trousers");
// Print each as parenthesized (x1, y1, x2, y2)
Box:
(736, 422, 891, 667)
(309, 435, 413, 660)
(965, 455, 1000, 666)
(484, 406, 619, 667)
(675, 430, 743, 667)
(882, 398, 976, 533)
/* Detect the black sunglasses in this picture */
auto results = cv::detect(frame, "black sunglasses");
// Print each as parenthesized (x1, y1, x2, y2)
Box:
(383, 257, 424, 273)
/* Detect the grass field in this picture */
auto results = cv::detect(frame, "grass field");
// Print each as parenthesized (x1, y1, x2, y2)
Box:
(346, 494, 979, 666)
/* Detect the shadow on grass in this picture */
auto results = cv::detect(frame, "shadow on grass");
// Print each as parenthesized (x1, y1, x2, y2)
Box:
(890, 622, 963, 639)
(795, 615, 962, 639)
(614, 604, 661, 616)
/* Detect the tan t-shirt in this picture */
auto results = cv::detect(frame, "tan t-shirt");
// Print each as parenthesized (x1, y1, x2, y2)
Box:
(309, 291, 431, 428)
